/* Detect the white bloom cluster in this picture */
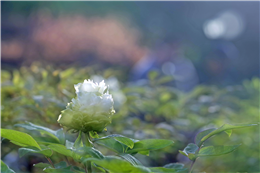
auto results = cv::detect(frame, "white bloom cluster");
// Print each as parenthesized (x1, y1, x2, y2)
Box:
(58, 79, 115, 132)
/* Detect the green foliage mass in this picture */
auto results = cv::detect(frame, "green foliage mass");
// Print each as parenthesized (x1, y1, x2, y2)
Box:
(1, 63, 259, 172)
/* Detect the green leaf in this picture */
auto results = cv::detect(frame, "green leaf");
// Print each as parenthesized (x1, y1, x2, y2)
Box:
(15, 122, 65, 144)
(94, 134, 139, 143)
(197, 145, 241, 157)
(73, 146, 104, 159)
(65, 140, 74, 149)
(163, 163, 185, 169)
(198, 123, 258, 147)
(179, 143, 198, 161)
(114, 136, 134, 149)
(148, 71, 158, 81)
(33, 163, 51, 169)
(95, 137, 126, 153)
(47, 144, 73, 157)
(138, 150, 149, 156)
(19, 146, 53, 157)
(43, 166, 74, 173)
(149, 167, 179, 173)
(54, 161, 68, 169)
(225, 130, 232, 137)
(157, 76, 173, 85)
(195, 128, 216, 145)
(1, 160, 16, 173)
(126, 139, 174, 154)
(1, 129, 41, 150)
(74, 131, 83, 149)
(85, 156, 151, 173)
(71, 166, 85, 173)
(119, 154, 143, 166)
(89, 131, 99, 139)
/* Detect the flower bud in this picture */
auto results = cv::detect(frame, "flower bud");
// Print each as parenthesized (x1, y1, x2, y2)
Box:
(58, 79, 115, 132)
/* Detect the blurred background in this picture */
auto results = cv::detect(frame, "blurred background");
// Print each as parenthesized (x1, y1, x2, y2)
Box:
(1, 1, 259, 173)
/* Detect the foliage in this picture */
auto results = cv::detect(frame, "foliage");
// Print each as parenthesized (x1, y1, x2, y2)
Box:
(1, 63, 259, 172)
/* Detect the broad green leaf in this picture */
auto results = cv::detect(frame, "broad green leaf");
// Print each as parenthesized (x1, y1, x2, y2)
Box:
(71, 166, 85, 173)
(1, 160, 16, 173)
(198, 123, 258, 147)
(163, 163, 185, 169)
(119, 154, 143, 166)
(95, 137, 126, 153)
(43, 166, 73, 173)
(54, 161, 67, 169)
(32, 137, 60, 146)
(1, 129, 41, 150)
(10, 140, 29, 147)
(94, 134, 139, 143)
(195, 128, 216, 145)
(138, 150, 149, 156)
(33, 163, 51, 169)
(55, 129, 65, 144)
(114, 136, 134, 149)
(47, 144, 73, 157)
(126, 139, 174, 154)
(19, 146, 53, 157)
(197, 145, 241, 157)
(85, 156, 151, 173)
(149, 167, 179, 173)
(15, 122, 65, 144)
(73, 146, 104, 159)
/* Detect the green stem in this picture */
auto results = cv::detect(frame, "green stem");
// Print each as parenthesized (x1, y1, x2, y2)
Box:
(189, 160, 195, 173)
(85, 132, 93, 173)
(46, 157, 55, 168)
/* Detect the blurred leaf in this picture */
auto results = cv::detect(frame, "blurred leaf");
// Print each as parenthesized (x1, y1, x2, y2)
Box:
(95, 137, 126, 153)
(54, 161, 67, 169)
(1, 128, 41, 150)
(157, 76, 173, 85)
(15, 122, 64, 143)
(224, 130, 232, 137)
(149, 167, 183, 173)
(138, 150, 149, 156)
(114, 136, 134, 149)
(1, 160, 16, 173)
(126, 139, 174, 154)
(179, 143, 198, 158)
(33, 163, 51, 169)
(19, 146, 53, 157)
(148, 71, 158, 81)
(198, 145, 241, 157)
(74, 131, 83, 149)
(119, 154, 143, 166)
(198, 123, 258, 147)
(71, 166, 85, 173)
(83, 156, 151, 173)
(94, 134, 138, 143)
(47, 144, 73, 158)
(65, 140, 74, 150)
(163, 163, 185, 169)
(43, 166, 73, 173)
(73, 146, 104, 159)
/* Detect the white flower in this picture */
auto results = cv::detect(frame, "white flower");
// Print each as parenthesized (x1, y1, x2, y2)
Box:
(58, 79, 115, 132)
